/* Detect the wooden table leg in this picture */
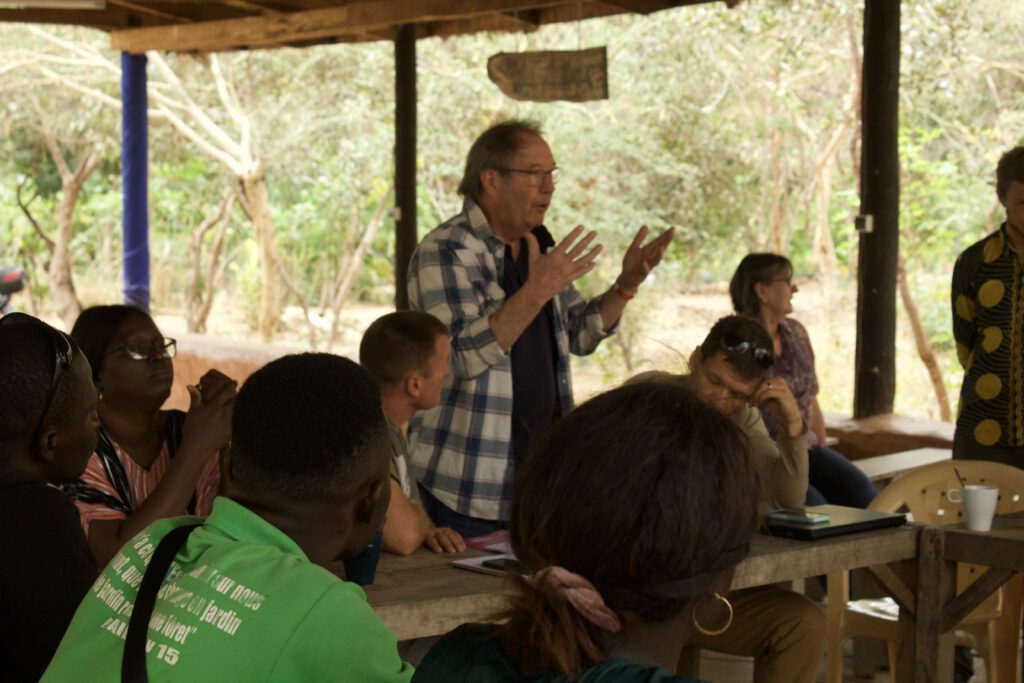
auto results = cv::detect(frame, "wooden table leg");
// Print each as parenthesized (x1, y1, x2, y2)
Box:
(899, 526, 956, 682)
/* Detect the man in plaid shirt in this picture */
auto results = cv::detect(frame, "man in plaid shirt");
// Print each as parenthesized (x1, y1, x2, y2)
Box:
(407, 120, 673, 536)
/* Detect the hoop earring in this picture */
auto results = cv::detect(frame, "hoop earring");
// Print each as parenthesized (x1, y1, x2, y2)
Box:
(692, 592, 733, 637)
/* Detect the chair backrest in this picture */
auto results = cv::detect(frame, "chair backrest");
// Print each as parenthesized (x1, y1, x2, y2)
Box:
(870, 460, 1024, 618)
(870, 459, 1024, 523)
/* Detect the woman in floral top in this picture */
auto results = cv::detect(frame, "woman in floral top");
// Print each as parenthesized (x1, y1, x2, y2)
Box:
(729, 254, 876, 508)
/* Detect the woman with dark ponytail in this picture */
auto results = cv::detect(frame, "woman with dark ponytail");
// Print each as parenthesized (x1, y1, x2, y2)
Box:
(412, 381, 761, 682)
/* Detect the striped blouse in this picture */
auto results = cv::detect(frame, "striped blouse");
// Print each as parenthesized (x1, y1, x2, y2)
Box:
(62, 410, 220, 535)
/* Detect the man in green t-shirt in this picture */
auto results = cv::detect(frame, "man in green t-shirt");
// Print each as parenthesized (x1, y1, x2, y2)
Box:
(44, 353, 412, 682)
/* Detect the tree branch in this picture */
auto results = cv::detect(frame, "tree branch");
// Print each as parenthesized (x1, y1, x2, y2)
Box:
(15, 178, 54, 252)
(148, 52, 244, 159)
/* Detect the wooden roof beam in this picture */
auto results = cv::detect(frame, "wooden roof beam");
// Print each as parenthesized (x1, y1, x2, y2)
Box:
(106, 1, 189, 23)
(109, 0, 569, 53)
(217, 0, 286, 13)
(0, 6, 161, 29)
(107, 0, 269, 24)
(420, 9, 542, 39)
(596, 0, 679, 14)
(499, 9, 542, 28)
(420, 18, 530, 40)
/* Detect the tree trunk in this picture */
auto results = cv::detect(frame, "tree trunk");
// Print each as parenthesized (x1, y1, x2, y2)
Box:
(187, 190, 234, 333)
(43, 140, 102, 328)
(326, 184, 394, 350)
(898, 259, 951, 421)
(49, 188, 83, 327)
(240, 164, 281, 342)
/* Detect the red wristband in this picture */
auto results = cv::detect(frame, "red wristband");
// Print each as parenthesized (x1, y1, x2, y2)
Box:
(614, 284, 636, 301)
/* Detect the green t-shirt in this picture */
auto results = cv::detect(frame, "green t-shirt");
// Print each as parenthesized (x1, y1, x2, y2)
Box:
(43, 497, 413, 683)
(412, 624, 706, 683)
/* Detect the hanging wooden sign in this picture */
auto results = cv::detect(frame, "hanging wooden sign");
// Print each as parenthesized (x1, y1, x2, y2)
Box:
(487, 47, 608, 102)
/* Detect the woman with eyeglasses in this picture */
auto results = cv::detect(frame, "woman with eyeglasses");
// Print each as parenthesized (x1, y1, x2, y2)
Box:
(412, 381, 760, 682)
(63, 305, 237, 567)
(729, 253, 876, 509)
(0, 314, 100, 681)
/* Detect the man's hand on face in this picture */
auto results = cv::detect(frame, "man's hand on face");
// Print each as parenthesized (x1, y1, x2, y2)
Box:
(524, 225, 603, 302)
(617, 225, 675, 292)
(750, 376, 805, 438)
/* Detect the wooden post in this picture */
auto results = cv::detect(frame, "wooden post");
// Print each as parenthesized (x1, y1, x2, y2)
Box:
(121, 52, 150, 312)
(897, 527, 956, 682)
(394, 23, 417, 311)
(854, 0, 900, 418)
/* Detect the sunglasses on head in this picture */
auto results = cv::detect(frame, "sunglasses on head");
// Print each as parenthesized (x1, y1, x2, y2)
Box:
(722, 333, 774, 369)
(0, 313, 74, 449)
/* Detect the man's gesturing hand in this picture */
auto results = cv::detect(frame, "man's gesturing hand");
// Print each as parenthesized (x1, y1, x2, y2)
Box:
(524, 226, 603, 302)
(617, 225, 675, 292)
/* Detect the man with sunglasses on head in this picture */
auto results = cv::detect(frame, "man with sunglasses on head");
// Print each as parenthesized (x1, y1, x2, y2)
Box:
(407, 119, 674, 537)
(687, 314, 810, 512)
(0, 314, 101, 682)
(661, 314, 824, 683)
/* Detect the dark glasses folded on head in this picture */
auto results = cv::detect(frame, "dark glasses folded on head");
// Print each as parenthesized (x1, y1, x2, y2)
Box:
(722, 333, 774, 368)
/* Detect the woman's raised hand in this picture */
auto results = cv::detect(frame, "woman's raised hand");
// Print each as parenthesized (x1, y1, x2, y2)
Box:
(184, 369, 237, 455)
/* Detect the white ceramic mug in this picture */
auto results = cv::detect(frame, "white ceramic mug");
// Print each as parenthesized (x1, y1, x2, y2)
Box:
(948, 485, 999, 532)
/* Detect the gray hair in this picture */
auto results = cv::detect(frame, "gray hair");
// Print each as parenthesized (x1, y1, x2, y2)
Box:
(458, 119, 544, 202)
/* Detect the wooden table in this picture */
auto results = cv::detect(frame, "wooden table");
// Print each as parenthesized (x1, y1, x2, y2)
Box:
(366, 548, 508, 641)
(912, 512, 1024, 683)
(366, 525, 921, 646)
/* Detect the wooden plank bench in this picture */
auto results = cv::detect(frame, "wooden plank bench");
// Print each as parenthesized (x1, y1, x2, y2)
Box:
(824, 412, 954, 461)
(853, 447, 953, 488)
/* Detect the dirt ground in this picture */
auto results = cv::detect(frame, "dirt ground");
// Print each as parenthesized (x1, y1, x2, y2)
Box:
(148, 275, 958, 422)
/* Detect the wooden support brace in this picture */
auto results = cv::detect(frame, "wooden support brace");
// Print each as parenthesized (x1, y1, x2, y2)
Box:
(867, 562, 916, 615)
(941, 566, 1018, 630)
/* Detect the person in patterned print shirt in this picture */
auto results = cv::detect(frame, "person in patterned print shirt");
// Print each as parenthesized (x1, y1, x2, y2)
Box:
(62, 305, 236, 567)
(952, 146, 1024, 465)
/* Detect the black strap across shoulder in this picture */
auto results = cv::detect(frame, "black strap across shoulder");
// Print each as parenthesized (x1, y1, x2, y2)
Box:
(121, 523, 201, 683)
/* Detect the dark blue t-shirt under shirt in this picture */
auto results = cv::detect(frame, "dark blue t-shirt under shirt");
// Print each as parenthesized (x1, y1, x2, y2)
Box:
(503, 230, 560, 469)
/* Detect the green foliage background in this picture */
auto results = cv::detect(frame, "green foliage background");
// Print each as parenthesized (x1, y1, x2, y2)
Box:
(1, 0, 1023, 417)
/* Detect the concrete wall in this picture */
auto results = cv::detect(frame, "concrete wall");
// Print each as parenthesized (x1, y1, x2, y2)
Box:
(166, 334, 306, 411)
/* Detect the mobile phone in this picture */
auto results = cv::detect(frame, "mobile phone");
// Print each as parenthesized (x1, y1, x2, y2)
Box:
(481, 557, 529, 573)
(767, 508, 830, 525)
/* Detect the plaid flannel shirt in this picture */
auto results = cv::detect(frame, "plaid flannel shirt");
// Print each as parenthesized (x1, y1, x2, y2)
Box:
(407, 200, 613, 521)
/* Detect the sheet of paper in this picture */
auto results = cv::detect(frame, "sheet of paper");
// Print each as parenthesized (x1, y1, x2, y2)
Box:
(463, 529, 511, 553)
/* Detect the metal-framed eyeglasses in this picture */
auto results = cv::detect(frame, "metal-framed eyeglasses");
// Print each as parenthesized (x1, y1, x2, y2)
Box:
(0, 312, 74, 449)
(105, 337, 177, 361)
(496, 166, 560, 187)
(722, 333, 774, 369)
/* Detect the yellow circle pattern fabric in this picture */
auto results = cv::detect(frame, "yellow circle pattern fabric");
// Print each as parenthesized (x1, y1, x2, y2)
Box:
(975, 419, 1002, 446)
(975, 373, 1002, 400)
(978, 280, 1005, 308)
(981, 326, 1004, 353)
(952, 228, 1024, 452)
(955, 295, 975, 321)
(956, 342, 971, 367)
(983, 234, 1004, 262)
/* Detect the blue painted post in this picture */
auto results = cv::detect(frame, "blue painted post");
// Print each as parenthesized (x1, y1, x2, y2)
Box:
(121, 52, 150, 312)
